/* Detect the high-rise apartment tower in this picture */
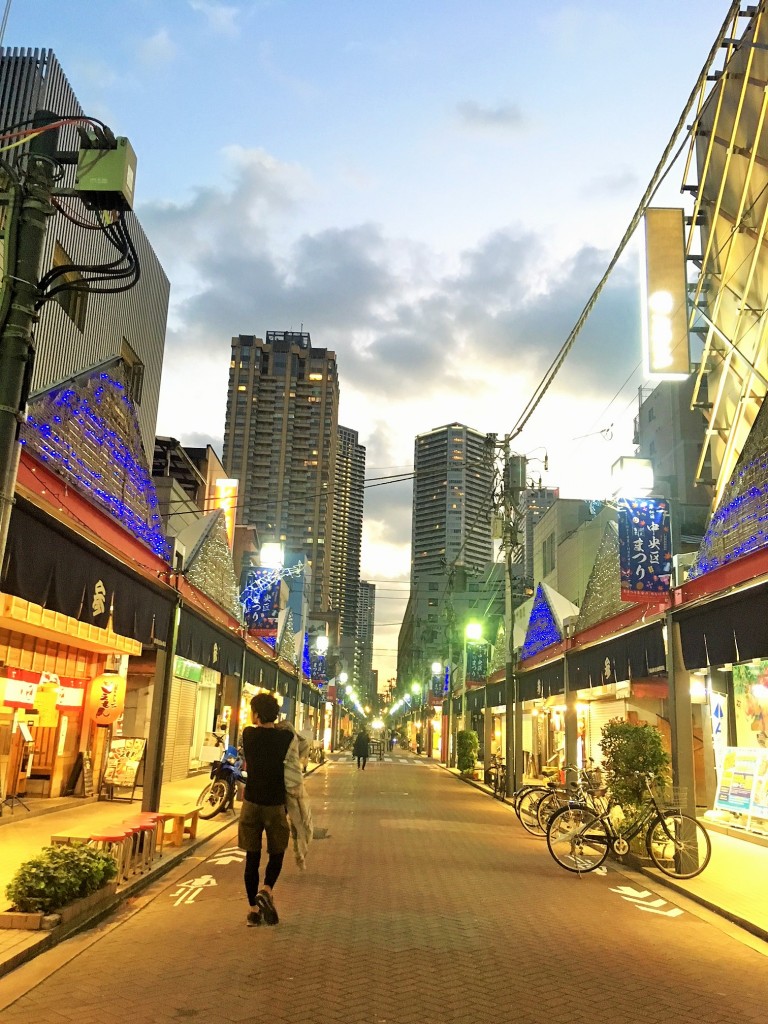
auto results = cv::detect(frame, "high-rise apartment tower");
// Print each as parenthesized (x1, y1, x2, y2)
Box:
(222, 331, 339, 614)
(358, 580, 376, 705)
(411, 423, 494, 583)
(330, 426, 365, 681)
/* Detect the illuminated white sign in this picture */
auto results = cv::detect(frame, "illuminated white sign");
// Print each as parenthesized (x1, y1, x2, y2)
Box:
(641, 208, 690, 380)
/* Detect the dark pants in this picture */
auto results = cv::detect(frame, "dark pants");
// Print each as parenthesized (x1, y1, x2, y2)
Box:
(238, 799, 290, 904)
(357, 756, 367, 769)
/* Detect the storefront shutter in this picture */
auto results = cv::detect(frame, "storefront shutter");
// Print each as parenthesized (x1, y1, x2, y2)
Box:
(586, 700, 625, 766)
(162, 678, 197, 782)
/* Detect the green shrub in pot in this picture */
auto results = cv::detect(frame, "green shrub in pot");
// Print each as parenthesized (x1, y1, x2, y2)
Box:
(6, 844, 118, 914)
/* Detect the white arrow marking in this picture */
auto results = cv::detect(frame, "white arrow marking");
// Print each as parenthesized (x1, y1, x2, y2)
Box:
(209, 855, 244, 865)
(622, 896, 667, 908)
(609, 886, 651, 898)
(635, 905, 684, 918)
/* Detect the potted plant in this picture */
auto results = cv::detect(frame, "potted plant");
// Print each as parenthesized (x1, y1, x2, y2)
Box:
(456, 729, 479, 776)
(600, 718, 671, 859)
(1, 844, 118, 930)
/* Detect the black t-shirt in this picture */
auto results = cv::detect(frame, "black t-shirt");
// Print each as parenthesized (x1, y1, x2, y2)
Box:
(242, 726, 292, 806)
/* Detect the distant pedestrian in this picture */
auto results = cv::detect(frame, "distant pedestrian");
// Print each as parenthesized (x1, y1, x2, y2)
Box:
(353, 728, 370, 770)
(389, 730, 396, 752)
(238, 692, 294, 927)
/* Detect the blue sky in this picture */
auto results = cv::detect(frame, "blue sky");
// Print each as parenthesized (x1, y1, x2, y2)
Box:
(4, 0, 734, 680)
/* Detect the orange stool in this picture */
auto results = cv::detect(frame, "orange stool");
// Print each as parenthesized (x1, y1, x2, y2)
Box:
(134, 812, 166, 857)
(122, 819, 157, 873)
(88, 827, 133, 882)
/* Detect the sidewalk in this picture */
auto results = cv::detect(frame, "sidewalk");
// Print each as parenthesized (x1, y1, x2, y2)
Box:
(435, 756, 768, 942)
(0, 761, 325, 977)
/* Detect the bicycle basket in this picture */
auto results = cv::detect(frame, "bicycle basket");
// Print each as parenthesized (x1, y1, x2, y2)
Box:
(648, 783, 687, 812)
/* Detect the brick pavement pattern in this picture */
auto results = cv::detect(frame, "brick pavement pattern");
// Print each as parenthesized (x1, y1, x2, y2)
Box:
(1, 755, 766, 1024)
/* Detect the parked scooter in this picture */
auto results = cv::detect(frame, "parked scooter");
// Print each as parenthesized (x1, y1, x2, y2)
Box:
(198, 736, 247, 819)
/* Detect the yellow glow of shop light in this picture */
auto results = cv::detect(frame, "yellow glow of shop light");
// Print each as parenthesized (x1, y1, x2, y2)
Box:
(465, 621, 483, 641)
(214, 478, 239, 548)
(372, 719, 384, 730)
(690, 679, 707, 700)
(432, 718, 441, 733)
(323, 727, 331, 748)
(494, 729, 501, 741)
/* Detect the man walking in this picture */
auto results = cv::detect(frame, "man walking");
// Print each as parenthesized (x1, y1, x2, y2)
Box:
(238, 692, 293, 926)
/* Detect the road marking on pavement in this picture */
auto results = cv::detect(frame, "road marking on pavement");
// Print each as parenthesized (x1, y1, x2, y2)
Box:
(207, 846, 246, 866)
(609, 884, 683, 918)
(169, 874, 218, 906)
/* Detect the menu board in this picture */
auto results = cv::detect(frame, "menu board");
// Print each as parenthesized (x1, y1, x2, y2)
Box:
(102, 737, 146, 790)
(715, 746, 768, 819)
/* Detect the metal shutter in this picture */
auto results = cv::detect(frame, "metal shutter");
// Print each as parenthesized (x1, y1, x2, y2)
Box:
(162, 679, 197, 782)
(586, 700, 626, 766)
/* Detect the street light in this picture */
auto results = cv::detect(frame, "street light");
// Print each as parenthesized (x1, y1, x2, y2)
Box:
(461, 621, 484, 733)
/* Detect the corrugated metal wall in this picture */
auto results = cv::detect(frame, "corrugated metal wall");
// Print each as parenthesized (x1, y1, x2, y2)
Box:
(0, 48, 170, 461)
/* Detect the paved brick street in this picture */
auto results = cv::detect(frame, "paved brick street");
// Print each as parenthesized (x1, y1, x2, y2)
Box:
(1, 756, 766, 1024)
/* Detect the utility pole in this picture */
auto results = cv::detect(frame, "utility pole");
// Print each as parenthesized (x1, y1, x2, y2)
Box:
(500, 440, 526, 794)
(0, 122, 57, 566)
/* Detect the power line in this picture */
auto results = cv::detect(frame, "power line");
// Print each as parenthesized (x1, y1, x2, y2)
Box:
(506, 1, 742, 443)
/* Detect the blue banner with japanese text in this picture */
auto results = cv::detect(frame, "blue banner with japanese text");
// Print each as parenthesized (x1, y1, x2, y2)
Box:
(618, 498, 672, 601)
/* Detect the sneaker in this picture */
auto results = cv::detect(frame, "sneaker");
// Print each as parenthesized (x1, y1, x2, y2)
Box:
(255, 890, 279, 926)
(246, 910, 262, 927)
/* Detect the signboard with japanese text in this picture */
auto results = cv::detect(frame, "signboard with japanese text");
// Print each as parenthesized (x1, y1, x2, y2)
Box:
(241, 568, 281, 631)
(85, 672, 126, 727)
(0, 668, 86, 711)
(101, 736, 146, 797)
(618, 498, 672, 601)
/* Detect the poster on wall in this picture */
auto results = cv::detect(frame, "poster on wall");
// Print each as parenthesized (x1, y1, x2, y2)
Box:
(100, 736, 146, 801)
(732, 661, 768, 747)
(715, 746, 768, 819)
(617, 498, 672, 601)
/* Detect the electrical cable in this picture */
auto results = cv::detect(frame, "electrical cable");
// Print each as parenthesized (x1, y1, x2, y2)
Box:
(506, 0, 743, 443)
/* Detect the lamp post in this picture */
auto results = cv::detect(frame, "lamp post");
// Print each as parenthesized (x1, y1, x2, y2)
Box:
(462, 621, 484, 733)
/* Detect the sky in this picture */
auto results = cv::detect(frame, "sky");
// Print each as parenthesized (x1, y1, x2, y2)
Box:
(4, 0, 735, 684)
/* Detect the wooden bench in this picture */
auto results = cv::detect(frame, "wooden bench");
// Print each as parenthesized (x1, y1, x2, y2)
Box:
(159, 807, 200, 847)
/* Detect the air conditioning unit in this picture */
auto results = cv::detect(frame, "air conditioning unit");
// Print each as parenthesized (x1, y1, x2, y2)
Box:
(673, 552, 695, 586)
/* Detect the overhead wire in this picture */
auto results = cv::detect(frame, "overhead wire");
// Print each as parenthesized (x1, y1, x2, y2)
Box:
(506, 0, 743, 444)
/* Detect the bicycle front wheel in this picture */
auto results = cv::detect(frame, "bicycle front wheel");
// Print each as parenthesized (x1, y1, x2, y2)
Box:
(646, 813, 711, 879)
(547, 806, 610, 873)
(516, 787, 549, 836)
(495, 768, 507, 800)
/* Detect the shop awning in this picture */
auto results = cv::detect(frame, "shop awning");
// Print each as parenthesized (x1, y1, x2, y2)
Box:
(570, 622, 666, 689)
(677, 583, 768, 669)
(278, 671, 298, 699)
(517, 659, 564, 702)
(177, 609, 243, 675)
(466, 687, 486, 713)
(3, 500, 173, 646)
(242, 647, 278, 689)
(486, 680, 505, 707)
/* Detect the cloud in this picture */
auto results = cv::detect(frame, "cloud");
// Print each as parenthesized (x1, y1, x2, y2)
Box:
(456, 100, 524, 131)
(151, 144, 645, 529)
(138, 29, 176, 67)
(189, 0, 239, 35)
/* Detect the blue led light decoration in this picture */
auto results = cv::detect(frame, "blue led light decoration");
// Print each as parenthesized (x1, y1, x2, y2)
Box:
(689, 399, 768, 578)
(20, 371, 171, 560)
(521, 584, 563, 661)
(302, 633, 312, 679)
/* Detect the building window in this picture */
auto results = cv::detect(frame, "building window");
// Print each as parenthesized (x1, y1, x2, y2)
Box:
(51, 242, 87, 330)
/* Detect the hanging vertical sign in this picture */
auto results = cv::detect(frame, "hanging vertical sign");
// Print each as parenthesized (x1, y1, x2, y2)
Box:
(618, 498, 672, 601)
(642, 208, 690, 379)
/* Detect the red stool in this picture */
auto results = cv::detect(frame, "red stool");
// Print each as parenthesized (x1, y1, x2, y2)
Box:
(134, 812, 166, 857)
(88, 827, 133, 882)
(122, 818, 157, 872)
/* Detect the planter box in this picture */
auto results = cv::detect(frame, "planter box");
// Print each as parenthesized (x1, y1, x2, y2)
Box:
(0, 881, 118, 931)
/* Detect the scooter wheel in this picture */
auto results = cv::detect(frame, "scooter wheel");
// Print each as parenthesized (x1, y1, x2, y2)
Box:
(198, 778, 229, 819)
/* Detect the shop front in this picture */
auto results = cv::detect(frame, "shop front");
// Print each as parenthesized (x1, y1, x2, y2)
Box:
(676, 578, 768, 838)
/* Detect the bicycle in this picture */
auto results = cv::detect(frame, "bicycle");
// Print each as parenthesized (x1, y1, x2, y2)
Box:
(484, 753, 507, 799)
(535, 762, 605, 832)
(546, 774, 711, 879)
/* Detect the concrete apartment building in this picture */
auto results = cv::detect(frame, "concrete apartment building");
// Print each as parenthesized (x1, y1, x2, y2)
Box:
(222, 331, 339, 615)
(0, 48, 170, 460)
